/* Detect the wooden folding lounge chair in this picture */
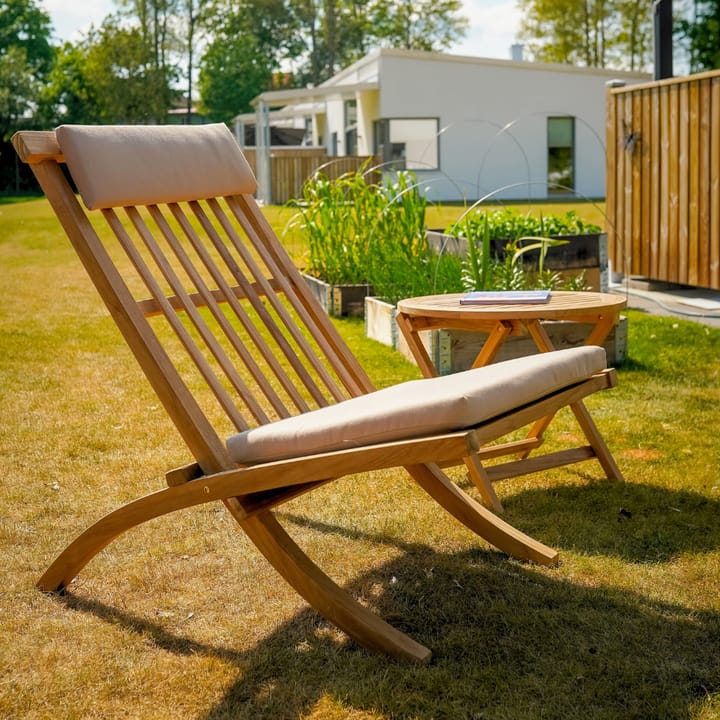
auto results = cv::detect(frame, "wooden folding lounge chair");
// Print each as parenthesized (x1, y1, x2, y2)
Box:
(12, 124, 622, 663)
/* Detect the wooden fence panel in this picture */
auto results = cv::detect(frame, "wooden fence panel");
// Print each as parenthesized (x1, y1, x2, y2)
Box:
(241, 148, 380, 205)
(606, 70, 720, 290)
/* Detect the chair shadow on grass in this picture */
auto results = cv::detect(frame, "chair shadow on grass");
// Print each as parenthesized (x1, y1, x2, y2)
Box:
(59, 481, 720, 720)
(496, 477, 720, 563)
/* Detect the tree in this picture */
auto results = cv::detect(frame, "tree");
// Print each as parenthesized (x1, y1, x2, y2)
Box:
(611, 0, 653, 71)
(291, 0, 373, 84)
(676, 0, 720, 72)
(292, 0, 468, 85)
(517, 0, 652, 71)
(199, 32, 272, 121)
(46, 18, 179, 124)
(0, 0, 54, 191)
(0, 45, 38, 129)
(371, 0, 468, 52)
(116, 0, 181, 112)
(176, 0, 212, 120)
(36, 42, 101, 125)
(0, 0, 54, 132)
(198, 0, 303, 120)
(0, 0, 53, 76)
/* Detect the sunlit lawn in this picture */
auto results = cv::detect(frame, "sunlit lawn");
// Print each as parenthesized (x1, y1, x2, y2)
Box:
(1, 197, 719, 719)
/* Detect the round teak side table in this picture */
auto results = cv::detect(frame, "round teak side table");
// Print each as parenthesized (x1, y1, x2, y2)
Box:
(395, 291, 627, 378)
(395, 291, 627, 500)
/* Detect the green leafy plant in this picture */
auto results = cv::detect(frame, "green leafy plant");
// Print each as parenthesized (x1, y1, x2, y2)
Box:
(449, 208, 599, 292)
(448, 208, 601, 242)
(366, 172, 463, 304)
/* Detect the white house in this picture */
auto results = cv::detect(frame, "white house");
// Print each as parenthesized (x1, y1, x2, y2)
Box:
(237, 48, 649, 204)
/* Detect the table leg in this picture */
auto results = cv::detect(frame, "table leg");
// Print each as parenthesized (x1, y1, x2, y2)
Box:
(524, 318, 624, 480)
(471, 321, 513, 368)
(395, 312, 439, 378)
(526, 318, 554, 353)
(585, 314, 617, 347)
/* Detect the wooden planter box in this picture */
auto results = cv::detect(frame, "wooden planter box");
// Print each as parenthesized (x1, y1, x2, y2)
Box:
(426, 231, 609, 292)
(425, 318, 628, 373)
(365, 296, 628, 372)
(303, 274, 373, 317)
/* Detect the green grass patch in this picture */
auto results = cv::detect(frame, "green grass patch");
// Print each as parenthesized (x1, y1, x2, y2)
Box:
(1, 199, 719, 719)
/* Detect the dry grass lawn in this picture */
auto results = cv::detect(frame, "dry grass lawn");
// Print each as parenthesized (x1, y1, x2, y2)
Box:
(1, 198, 719, 719)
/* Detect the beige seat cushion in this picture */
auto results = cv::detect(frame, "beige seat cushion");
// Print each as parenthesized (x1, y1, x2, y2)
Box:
(227, 346, 606, 464)
(56, 123, 257, 210)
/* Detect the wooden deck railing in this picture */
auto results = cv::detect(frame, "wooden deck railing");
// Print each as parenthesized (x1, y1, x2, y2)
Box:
(606, 70, 720, 290)
(242, 148, 380, 205)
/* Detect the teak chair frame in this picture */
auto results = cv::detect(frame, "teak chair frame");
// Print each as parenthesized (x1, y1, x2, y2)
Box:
(13, 127, 620, 663)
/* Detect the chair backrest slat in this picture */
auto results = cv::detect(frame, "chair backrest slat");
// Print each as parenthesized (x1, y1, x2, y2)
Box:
(210, 198, 349, 407)
(103, 206, 251, 431)
(188, 199, 314, 415)
(150, 204, 278, 423)
(233, 194, 373, 397)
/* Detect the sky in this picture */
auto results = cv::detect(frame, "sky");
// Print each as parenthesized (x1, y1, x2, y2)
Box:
(39, 0, 524, 62)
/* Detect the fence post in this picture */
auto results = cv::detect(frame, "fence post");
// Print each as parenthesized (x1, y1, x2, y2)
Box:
(255, 100, 272, 205)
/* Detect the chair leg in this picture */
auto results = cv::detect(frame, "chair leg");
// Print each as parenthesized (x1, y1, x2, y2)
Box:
(463, 453, 504, 512)
(36, 488, 195, 592)
(225, 499, 432, 663)
(36, 464, 554, 660)
(405, 463, 559, 566)
(38, 489, 432, 663)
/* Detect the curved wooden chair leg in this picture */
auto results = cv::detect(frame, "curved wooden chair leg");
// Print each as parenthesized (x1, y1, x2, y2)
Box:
(224, 499, 432, 664)
(37, 488, 196, 593)
(405, 463, 559, 566)
(39, 487, 431, 663)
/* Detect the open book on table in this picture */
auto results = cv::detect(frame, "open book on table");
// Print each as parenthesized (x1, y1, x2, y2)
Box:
(459, 290, 552, 305)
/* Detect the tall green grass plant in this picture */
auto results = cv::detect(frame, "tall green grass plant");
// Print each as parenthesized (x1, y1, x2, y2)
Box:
(289, 166, 462, 302)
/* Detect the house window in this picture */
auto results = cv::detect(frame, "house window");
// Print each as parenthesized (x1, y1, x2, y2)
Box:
(547, 117, 574, 194)
(345, 100, 357, 155)
(374, 118, 439, 170)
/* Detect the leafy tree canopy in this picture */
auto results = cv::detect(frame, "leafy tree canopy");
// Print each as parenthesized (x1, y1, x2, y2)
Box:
(517, 0, 653, 71)
(0, 0, 53, 75)
(676, 0, 720, 72)
(3, 0, 469, 158)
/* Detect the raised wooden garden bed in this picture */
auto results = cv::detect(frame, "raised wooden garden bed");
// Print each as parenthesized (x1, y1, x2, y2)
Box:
(426, 231, 609, 293)
(303, 274, 372, 317)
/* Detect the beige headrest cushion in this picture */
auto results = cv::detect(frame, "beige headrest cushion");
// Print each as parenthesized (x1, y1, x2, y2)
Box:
(56, 123, 257, 210)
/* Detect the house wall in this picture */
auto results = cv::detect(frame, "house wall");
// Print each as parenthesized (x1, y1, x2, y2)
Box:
(357, 90, 379, 156)
(322, 50, 648, 202)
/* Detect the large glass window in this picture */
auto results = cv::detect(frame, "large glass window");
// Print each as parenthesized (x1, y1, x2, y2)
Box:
(374, 118, 439, 170)
(547, 117, 574, 194)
